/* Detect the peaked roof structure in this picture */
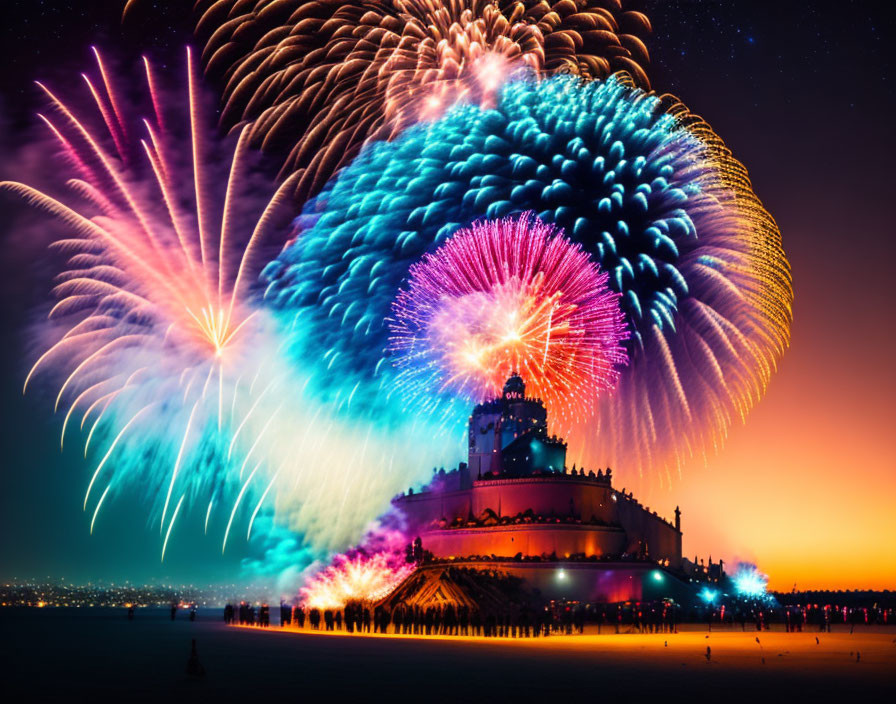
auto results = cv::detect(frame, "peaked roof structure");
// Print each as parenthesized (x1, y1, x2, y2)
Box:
(380, 567, 532, 611)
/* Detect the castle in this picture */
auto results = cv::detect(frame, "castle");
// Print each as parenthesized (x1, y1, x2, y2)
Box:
(390, 375, 685, 604)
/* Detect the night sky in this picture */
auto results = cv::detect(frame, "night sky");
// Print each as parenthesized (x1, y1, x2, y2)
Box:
(0, 1, 893, 589)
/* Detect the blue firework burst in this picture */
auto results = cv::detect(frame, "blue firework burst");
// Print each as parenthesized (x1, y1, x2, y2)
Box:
(266, 77, 697, 363)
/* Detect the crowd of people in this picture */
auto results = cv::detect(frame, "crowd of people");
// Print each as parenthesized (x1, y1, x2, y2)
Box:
(693, 600, 893, 632)
(226, 599, 682, 637)
(224, 602, 270, 627)
(224, 596, 896, 637)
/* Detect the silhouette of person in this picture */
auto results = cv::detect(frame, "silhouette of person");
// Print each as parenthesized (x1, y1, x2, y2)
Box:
(185, 639, 205, 678)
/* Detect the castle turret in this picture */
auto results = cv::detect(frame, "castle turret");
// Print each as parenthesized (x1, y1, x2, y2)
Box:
(466, 374, 561, 484)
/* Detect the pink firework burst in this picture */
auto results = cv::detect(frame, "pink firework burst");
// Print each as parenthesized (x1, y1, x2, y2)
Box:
(300, 552, 413, 610)
(388, 213, 629, 425)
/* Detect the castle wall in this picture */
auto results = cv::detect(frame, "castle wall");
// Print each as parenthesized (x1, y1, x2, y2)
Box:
(472, 478, 617, 520)
(616, 496, 683, 568)
(396, 477, 682, 566)
(397, 477, 618, 529)
(420, 524, 627, 559)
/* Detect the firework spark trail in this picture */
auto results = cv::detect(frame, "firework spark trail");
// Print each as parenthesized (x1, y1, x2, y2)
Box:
(189, 0, 651, 203)
(265, 75, 792, 483)
(389, 213, 629, 428)
(2, 49, 289, 557)
(4, 48, 459, 560)
(299, 552, 414, 610)
(298, 514, 415, 608)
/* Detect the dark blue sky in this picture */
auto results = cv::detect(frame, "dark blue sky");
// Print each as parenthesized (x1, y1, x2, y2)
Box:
(0, 1, 893, 585)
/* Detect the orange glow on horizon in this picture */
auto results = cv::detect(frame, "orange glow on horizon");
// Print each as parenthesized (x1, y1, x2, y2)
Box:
(624, 323, 896, 591)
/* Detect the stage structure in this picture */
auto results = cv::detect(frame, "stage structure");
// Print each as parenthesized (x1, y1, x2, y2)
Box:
(388, 375, 687, 606)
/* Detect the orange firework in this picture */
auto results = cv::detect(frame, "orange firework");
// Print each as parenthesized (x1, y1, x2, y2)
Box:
(186, 0, 651, 202)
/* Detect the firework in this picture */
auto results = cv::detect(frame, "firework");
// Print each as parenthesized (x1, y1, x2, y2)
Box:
(265, 75, 792, 482)
(389, 213, 628, 425)
(4, 49, 458, 558)
(731, 562, 769, 598)
(192, 0, 651, 202)
(299, 551, 414, 610)
(698, 586, 718, 604)
(299, 514, 414, 609)
(2, 49, 297, 559)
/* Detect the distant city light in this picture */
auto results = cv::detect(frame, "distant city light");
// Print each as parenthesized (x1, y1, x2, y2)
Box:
(652, 570, 664, 582)
(557, 569, 567, 581)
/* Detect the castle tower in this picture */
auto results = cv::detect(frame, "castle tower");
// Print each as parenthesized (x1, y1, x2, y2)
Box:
(465, 374, 562, 484)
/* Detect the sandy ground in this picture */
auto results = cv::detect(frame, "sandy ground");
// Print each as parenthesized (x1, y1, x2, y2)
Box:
(1, 609, 893, 702)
